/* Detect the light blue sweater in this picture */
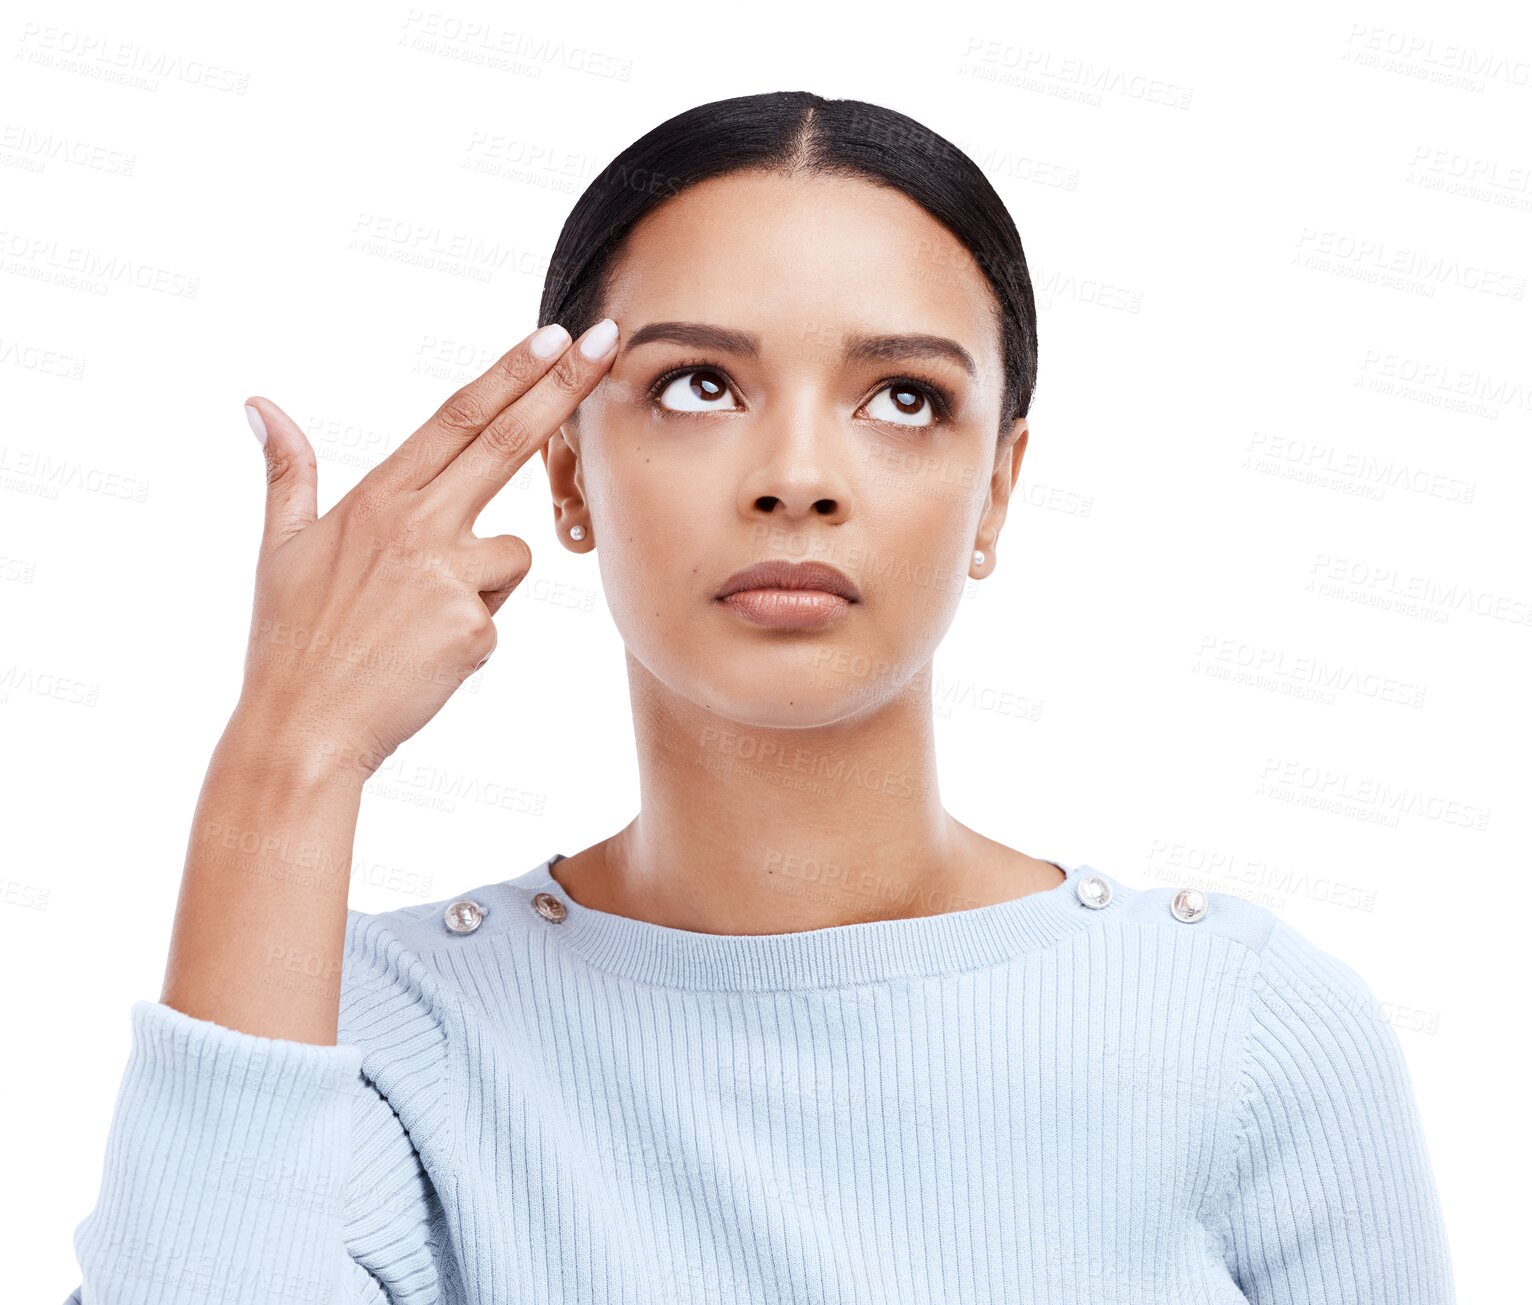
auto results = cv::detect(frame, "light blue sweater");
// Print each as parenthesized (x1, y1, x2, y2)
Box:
(65, 854, 1455, 1303)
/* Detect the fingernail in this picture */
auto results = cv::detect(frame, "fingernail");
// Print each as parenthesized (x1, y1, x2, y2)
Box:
(529, 323, 570, 359)
(245, 404, 268, 446)
(579, 318, 618, 359)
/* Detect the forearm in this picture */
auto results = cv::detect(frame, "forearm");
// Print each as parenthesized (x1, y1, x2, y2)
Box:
(160, 703, 370, 1045)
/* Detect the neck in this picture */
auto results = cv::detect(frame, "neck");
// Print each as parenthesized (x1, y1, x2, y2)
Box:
(554, 654, 1061, 936)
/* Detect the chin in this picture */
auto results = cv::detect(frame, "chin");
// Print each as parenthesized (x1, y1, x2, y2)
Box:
(621, 608, 917, 727)
(687, 649, 908, 731)
(695, 689, 881, 733)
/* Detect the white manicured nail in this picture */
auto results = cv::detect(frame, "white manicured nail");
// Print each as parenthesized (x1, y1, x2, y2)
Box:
(529, 324, 570, 359)
(579, 318, 618, 359)
(245, 405, 267, 446)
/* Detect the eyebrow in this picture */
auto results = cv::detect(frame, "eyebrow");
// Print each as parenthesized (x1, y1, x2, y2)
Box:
(623, 320, 978, 380)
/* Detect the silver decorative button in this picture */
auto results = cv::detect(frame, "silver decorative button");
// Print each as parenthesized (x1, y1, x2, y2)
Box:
(1076, 875, 1113, 909)
(443, 898, 487, 935)
(1170, 888, 1209, 923)
(532, 891, 568, 923)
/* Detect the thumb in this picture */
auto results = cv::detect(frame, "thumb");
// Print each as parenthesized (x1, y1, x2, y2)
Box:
(245, 397, 318, 552)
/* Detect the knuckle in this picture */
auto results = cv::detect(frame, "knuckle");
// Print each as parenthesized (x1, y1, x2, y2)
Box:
(448, 598, 493, 644)
(472, 625, 498, 661)
(494, 348, 537, 388)
(262, 445, 304, 487)
(437, 389, 487, 433)
(548, 350, 584, 393)
(482, 409, 535, 459)
(472, 541, 529, 590)
(505, 536, 533, 574)
(490, 531, 532, 569)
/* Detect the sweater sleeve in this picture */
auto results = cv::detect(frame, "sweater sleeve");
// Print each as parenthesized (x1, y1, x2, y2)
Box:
(63, 971, 453, 1302)
(1210, 916, 1456, 1304)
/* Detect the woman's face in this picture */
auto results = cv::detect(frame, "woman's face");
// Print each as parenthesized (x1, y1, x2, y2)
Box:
(547, 169, 1027, 729)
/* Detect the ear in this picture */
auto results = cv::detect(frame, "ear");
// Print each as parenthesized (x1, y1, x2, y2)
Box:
(542, 421, 590, 546)
(973, 417, 1029, 567)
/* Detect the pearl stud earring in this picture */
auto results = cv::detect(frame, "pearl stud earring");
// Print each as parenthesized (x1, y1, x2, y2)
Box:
(570, 524, 586, 542)
(973, 549, 986, 567)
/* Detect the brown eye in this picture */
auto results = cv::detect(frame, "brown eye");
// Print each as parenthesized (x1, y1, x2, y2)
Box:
(864, 382, 937, 427)
(654, 368, 741, 413)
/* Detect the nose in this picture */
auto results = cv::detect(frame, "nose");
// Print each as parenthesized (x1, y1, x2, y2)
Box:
(737, 402, 852, 527)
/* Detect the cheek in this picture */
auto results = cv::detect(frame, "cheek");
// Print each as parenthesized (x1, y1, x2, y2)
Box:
(582, 444, 697, 613)
(847, 503, 971, 642)
(861, 492, 973, 582)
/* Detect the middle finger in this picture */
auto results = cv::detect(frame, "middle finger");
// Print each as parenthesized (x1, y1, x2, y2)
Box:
(361, 321, 573, 497)
(424, 317, 620, 525)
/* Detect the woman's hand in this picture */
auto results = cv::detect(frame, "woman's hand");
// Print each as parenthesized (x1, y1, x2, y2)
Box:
(236, 318, 617, 777)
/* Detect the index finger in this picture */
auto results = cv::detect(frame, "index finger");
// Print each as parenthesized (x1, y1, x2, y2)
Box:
(359, 322, 573, 498)
(424, 317, 620, 524)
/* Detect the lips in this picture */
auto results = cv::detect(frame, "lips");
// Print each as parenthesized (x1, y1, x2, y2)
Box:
(715, 559, 861, 602)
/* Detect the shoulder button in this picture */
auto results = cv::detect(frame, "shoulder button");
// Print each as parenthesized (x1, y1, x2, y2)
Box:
(1169, 887, 1209, 923)
(1076, 875, 1113, 909)
(443, 898, 487, 935)
(532, 891, 568, 923)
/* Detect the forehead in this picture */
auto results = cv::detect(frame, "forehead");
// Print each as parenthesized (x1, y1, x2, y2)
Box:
(601, 170, 1000, 368)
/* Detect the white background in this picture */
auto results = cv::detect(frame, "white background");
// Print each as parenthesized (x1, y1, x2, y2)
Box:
(4, 0, 1525, 1297)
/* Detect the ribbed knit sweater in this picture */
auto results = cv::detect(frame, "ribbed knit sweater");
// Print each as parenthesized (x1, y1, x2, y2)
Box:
(64, 853, 1455, 1303)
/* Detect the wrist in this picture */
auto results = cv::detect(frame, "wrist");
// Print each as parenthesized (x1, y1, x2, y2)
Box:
(221, 700, 379, 794)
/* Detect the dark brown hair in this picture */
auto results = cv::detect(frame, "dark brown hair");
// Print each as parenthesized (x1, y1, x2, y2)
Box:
(538, 90, 1039, 435)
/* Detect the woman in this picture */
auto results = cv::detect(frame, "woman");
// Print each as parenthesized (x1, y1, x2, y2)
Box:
(65, 91, 1455, 1303)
